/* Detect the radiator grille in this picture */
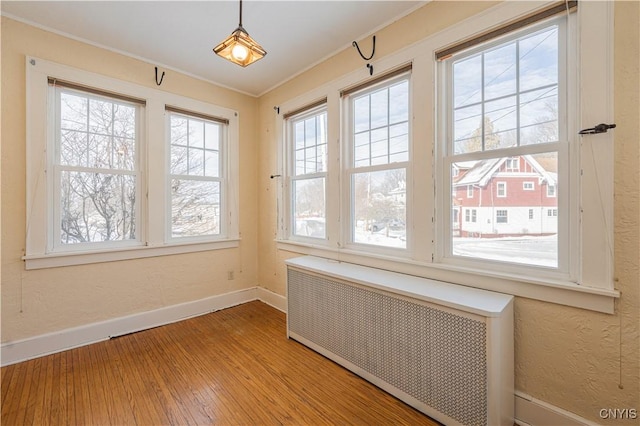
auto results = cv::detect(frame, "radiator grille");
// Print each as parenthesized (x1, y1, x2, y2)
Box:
(288, 268, 488, 426)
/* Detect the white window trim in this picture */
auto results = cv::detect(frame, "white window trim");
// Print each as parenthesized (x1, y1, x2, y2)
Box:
(496, 182, 507, 198)
(165, 111, 228, 243)
(49, 86, 145, 253)
(286, 105, 329, 243)
(523, 181, 535, 190)
(342, 73, 411, 255)
(274, 0, 617, 314)
(25, 57, 240, 269)
(467, 185, 473, 198)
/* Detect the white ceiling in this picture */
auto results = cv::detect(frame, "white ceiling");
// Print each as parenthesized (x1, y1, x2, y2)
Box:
(2, 1, 426, 96)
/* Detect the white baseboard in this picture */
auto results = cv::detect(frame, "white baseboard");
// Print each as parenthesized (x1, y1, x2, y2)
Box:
(3, 291, 599, 426)
(257, 287, 287, 313)
(515, 391, 600, 426)
(1, 287, 258, 367)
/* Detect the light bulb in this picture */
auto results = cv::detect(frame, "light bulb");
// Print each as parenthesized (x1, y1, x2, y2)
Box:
(231, 44, 248, 61)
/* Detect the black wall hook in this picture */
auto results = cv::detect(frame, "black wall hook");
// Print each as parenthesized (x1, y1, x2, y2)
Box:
(353, 35, 376, 75)
(155, 67, 165, 86)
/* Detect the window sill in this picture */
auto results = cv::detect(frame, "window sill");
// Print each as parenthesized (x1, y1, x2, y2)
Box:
(23, 239, 240, 270)
(275, 240, 619, 314)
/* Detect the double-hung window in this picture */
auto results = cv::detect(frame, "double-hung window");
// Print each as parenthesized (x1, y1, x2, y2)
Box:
(285, 101, 328, 240)
(276, 1, 615, 312)
(167, 107, 227, 240)
(52, 80, 143, 250)
(26, 57, 240, 269)
(343, 69, 410, 250)
(440, 15, 567, 271)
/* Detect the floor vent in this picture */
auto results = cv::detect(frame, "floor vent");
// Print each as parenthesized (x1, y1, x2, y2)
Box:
(286, 256, 514, 426)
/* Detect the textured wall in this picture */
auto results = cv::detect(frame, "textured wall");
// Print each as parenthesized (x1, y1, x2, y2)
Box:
(1, 17, 260, 342)
(256, 1, 639, 423)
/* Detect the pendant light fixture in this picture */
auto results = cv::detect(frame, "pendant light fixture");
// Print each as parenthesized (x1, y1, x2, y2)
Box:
(213, 0, 267, 67)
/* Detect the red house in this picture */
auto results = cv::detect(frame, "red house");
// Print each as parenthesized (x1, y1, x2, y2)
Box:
(452, 155, 557, 238)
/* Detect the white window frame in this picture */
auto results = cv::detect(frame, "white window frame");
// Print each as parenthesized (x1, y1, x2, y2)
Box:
(25, 57, 240, 269)
(547, 184, 557, 197)
(496, 181, 507, 198)
(523, 181, 535, 190)
(506, 157, 520, 172)
(496, 209, 508, 224)
(439, 15, 569, 278)
(342, 72, 412, 255)
(286, 103, 328, 242)
(467, 185, 473, 198)
(275, 1, 617, 314)
(166, 109, 229, 243)
(50, 84, 144, 252)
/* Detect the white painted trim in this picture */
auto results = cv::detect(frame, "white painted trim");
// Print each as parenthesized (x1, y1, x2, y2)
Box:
(515, 391, 601, 426)
(276, 241, 618, 314)
(25, 57, 241, 268)
(0, 287, 258, 367)
(256, 287, 287, 313)
(23, 239, 240, 270)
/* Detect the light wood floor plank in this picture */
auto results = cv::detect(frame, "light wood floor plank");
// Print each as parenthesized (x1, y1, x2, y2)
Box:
(1, 301, 439, 425)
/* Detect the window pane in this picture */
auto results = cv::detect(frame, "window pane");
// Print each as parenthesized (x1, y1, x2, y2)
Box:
(352, 78, 409, 166)
(293, 178, 326, 239)
(389, 81, 409, 124)
(60, 171, 136, 244)
(204, 151, 219, 177)
(113, 104, 136, 139)
(485, 97, 517, 150)
(171, 145, 188, 175)
(60, 93, 88, 131)
(88, 99, 112, 135)
(370, 89, 388, 128)
(520, 87, 558, 145)
(453, 105, 482, 154)
(451, 153, 558, 267)
(60, 129, 87, 167)
(352, 168, 406, 248)
(188, 120, 204, 149)
(519, 26, 558, 92)
(60, 91, 137, 171)
(452, 23, 559, 153)
(484, 43, 517, 100)
(188, 148, 204, 176)
(171, 179, 220, 237)
(453, 55, 482, 108)
(291, 111, 327, 176)
(354, 96, 370, 133)
(204, 123, 220, 150)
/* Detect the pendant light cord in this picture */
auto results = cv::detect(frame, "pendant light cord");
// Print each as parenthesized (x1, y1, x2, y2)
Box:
(239, 0, 243, 27)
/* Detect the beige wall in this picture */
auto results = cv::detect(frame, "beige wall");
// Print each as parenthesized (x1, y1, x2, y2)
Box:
(1, 17, 259, 341)
(1, 1, 638, 423)
(257, 1, 639, 424)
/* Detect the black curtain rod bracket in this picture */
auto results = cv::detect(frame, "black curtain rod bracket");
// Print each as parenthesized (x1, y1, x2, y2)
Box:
(353, 35, 376, 76)
(155, 67, 165, 86)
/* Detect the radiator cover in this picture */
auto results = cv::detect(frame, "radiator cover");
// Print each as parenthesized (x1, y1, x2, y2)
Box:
(286, 256, 513, 426)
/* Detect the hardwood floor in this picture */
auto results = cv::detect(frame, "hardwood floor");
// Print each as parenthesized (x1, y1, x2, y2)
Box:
(1, 301, 439, 425)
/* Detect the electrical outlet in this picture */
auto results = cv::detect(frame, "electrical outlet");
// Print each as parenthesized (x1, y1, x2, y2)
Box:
(227, 271, 234, 280)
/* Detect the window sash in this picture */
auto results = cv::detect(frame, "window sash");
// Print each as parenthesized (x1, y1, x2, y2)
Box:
(51, 86, 143, 250)
(286, 105, 328, 241)
(167, 110, 228, 241)
(344, 73, 410, 252)
(440, 16, 568, 274)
